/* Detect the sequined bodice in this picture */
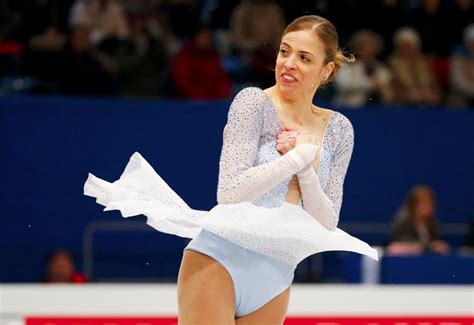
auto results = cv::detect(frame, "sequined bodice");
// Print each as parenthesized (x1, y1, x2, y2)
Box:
(252, 90, 335, 207)
(217, 87, 354, 216)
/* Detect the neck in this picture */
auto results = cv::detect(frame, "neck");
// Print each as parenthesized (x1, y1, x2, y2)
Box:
(271, 85, 316, 121)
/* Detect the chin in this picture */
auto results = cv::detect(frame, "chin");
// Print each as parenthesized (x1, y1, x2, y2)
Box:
(277, 82, 301, 97)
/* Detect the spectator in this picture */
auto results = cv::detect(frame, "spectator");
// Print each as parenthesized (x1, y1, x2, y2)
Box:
(448, 24, 474, 108)
(15, 0, 71, 46)
(389, 27, 441, 106)
(14, 0, 71, 88)
(170, 25, 231, 99)
(334, 30, 392, 107)
(57, 25, 117, 95)
(387, 185, 450, 255)
(69, 0, 130, 45)
(43, 249, 87, 283)
(230, 0, 286, 87)
(120, 15, 169, 97)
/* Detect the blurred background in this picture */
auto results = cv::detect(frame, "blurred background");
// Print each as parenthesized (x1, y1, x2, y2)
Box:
(0, 0, 473, 324)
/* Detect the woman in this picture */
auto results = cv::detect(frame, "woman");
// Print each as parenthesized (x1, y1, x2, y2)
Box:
(84, 15, 377, 324)
(43, 249, 87, 283)
(387, 185, 450, 255)
(334, 29, 393, 107)
(388, 26, 440, 106)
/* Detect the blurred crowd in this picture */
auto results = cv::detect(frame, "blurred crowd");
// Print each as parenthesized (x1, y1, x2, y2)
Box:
(0, 0, 473, 108)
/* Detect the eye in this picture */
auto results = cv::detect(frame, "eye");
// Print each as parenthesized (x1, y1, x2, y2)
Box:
(301, 55, 311, 62)
(279, 48, 289, 55)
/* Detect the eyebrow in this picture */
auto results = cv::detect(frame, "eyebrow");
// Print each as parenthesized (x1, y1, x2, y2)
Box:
(281, 42, 314, 57)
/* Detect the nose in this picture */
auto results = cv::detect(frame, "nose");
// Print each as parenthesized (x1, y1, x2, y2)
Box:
(283, 54, 297, 70)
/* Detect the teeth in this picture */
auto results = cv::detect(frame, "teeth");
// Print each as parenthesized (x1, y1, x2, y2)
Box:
(282, 74, 296, 81)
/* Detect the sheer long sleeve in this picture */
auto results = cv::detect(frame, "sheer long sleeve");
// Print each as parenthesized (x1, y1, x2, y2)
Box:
(217, 87, 318, 204)
(296, 114, 354, 231)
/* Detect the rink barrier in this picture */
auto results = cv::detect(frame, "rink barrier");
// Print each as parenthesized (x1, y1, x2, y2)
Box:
(1, 284, 473, 324)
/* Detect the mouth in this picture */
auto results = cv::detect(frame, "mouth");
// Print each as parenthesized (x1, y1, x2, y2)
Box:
(280, 72, 297, 83)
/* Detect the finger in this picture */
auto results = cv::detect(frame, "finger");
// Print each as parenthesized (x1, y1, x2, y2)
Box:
(278, 139, 292, 146)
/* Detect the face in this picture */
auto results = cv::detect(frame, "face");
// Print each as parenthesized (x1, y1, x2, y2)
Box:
(47, 253, 74, 282)
(359, 37, 379, 60)
(398, 40, 420, 59)
(275, 30, 334, 100)
(414, 189, 435, 221)
(194, 28, 213, 49)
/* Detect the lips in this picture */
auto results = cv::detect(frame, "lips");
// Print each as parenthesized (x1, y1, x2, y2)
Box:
(281, 72, 297, 83)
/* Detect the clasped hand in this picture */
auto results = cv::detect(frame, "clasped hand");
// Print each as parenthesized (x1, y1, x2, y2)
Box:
(276, 127, 318, 154)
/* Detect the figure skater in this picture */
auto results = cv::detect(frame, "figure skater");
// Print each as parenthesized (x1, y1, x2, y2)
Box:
(84, 15, 378, 325)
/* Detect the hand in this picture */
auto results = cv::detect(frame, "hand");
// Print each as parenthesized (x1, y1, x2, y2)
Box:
(386, 241, 424, 255)
(429, 240, 450, 255)
(276, 128, 297, 154)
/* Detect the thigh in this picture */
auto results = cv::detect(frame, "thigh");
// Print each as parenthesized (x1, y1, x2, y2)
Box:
(177, 249, 236, 325)
(234, 286, 291, 325)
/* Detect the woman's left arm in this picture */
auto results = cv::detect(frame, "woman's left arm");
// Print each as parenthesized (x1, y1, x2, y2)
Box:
(296, 115, 354, 231)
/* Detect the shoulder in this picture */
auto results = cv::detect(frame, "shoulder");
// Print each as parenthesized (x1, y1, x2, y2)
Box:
(323, 110, 354, 147)
(332, 111, 353, 130)
(231, 87, 268, 109)
(234, 86, 267, 99)
(317, 107, 354, 132)
(228, 87, 268, 121)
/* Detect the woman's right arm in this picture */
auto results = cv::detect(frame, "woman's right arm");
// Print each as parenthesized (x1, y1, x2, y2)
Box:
(217, 88, 317, 204)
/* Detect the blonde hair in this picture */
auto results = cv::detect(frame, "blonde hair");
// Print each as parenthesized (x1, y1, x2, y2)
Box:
(282, 15, 354, 81)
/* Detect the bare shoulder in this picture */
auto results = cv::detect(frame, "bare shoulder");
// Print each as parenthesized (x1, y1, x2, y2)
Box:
(262, 86, 276, 100)
(315, 106, 352, 128)
(314, 104, 336, 116)
(313, 106, 337, 124)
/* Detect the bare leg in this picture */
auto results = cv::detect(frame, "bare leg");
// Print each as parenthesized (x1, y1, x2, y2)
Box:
(234, 287, 291, 325)
(177, 250, 236, 325)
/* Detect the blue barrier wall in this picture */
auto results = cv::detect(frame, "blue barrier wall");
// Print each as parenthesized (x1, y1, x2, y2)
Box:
(1, 96, 473, 282)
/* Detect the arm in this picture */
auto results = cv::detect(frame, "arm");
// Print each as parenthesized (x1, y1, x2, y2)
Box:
(296, 114, 354, 231)
(217, 87, 318, 204)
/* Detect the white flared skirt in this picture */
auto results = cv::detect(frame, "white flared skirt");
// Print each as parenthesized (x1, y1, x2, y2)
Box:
(84, 152, 378, 267)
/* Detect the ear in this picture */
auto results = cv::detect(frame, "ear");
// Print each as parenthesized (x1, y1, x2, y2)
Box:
(325, 61, 335, 78)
